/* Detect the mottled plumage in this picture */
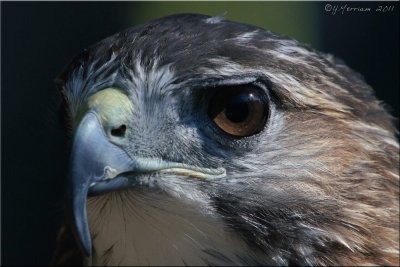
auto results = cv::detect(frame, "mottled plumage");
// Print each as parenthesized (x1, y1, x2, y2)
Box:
(53, 14, 399, 266)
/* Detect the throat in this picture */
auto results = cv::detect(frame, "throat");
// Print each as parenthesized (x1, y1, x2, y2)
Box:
(85, 189, 251, 266)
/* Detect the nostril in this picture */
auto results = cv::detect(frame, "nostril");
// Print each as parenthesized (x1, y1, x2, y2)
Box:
(110, 125, 126, 137)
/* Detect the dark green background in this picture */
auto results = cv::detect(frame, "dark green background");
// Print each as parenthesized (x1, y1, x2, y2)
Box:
(2, 2, 398, 265)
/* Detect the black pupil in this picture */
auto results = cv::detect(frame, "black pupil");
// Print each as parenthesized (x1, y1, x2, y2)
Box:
(225, 95, 249, 123)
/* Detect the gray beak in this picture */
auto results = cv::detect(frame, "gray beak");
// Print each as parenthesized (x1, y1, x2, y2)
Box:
(68, 112, 134, 256)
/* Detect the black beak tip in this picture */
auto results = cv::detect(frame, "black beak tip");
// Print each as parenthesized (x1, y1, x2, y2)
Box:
(70, 187, 93, 257)
(81, 239, 92, 257)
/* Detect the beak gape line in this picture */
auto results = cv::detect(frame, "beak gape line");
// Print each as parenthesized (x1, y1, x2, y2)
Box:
(68, 112, 226, 256)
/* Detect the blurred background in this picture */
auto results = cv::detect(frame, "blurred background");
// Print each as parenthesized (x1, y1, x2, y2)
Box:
(1, 2, 398, 265)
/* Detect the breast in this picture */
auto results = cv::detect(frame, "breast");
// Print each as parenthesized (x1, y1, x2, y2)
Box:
(84, 188, 260, 266)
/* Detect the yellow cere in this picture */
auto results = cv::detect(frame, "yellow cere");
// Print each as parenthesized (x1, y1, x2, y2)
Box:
(75, 88, 133, 134)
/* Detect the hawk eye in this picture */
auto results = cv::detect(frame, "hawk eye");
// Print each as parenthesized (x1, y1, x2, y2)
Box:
(207, 85, 268, 137)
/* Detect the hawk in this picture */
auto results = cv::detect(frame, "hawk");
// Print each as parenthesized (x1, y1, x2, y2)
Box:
(53, 14, 399, 266)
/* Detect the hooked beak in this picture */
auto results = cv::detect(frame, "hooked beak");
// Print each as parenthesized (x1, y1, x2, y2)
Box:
(68, 112, 134, 256)
(68, 112, 226, 257)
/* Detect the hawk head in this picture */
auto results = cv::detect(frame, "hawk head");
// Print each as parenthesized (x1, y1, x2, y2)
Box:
(54, 14, 399, 266)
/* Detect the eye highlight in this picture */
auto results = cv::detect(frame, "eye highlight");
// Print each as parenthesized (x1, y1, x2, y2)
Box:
(207, 85, 269, 137)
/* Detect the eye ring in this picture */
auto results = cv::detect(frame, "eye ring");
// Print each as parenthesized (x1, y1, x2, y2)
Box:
(207, 84, 269, 138)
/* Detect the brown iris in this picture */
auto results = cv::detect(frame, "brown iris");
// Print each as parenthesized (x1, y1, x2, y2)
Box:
(207, 85, 268, 137)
